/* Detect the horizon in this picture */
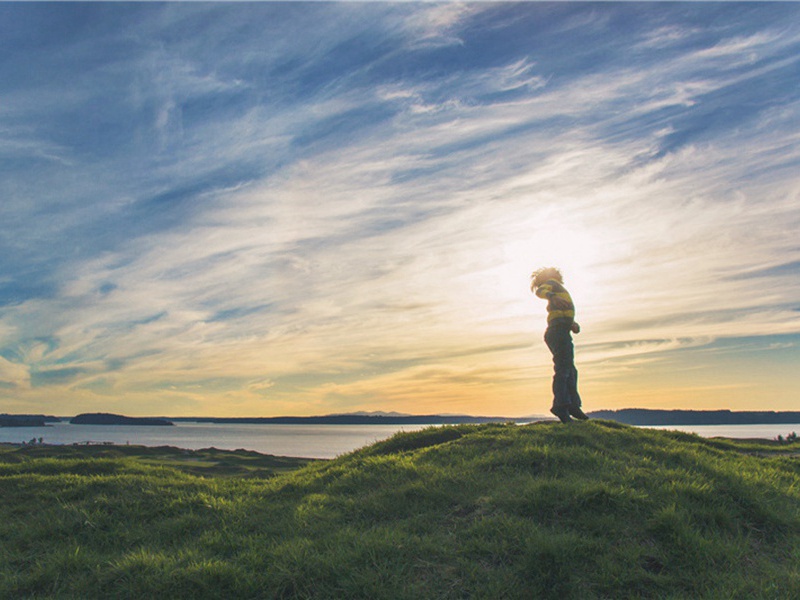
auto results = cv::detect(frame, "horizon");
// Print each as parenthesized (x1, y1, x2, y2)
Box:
(7, 407, 800, 423)
(1, 3, 799, 418)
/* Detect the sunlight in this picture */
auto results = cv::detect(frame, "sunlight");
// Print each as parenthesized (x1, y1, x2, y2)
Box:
(491, 218, 607, 322)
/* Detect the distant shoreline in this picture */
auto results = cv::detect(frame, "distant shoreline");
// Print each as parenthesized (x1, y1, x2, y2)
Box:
(168, 409, 800, 426)
(0, 414, 60, 428)
(70, 413, 174, 426)
(169, 414, 533, 425)
(4, 409, 800, 428)
(588, 409, 800, 426)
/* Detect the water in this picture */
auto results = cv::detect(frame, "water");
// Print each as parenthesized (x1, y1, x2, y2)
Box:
(0, 421, 431, 459)
(2, 421, 798, 459)
(639, 423, 800, 440)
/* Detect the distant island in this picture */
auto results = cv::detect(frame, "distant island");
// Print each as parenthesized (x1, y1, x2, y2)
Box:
(0, 414, 61, 428)
(70, 413, 174, 426)
(168, 409, 800, 426)
(6, 409, 800, 428)
(588, 409, 800, 426)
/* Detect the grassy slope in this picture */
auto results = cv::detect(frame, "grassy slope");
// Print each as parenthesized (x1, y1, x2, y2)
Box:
(1, 421, 798, 599)
(0, 443, 316, 479)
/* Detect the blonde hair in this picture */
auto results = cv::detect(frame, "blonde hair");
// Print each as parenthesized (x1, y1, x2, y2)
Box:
(530, 267, 563, 291)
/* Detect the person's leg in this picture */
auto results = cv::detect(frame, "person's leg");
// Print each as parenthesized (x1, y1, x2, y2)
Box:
(566, 352, 589, 420)
(567, 366, 579, 405)
(545, 326, 573, 422)
(547, 326, 588, 421)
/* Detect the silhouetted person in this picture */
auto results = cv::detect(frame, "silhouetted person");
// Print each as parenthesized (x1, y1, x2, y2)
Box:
(531, 267, 588, 423)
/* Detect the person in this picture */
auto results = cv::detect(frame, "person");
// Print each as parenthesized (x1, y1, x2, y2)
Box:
(531, 267, 588, 423)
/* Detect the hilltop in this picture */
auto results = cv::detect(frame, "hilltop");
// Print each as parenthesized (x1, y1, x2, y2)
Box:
(1, 421, 798, 598)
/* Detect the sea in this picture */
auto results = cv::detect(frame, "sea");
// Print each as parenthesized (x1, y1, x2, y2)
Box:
(1, 420, 799, 459)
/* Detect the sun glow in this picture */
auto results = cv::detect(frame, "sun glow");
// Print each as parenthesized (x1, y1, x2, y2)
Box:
(489, 217, 608, 325)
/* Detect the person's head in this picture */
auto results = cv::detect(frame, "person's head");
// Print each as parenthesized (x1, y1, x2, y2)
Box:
(530, 267, 563, 291)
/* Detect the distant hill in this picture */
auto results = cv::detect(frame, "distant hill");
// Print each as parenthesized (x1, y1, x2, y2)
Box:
(589, 409, 800, 426)
(70, 413, 174, 426)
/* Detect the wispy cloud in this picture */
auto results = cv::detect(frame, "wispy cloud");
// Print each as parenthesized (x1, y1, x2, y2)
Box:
(401, 2, 481, 49)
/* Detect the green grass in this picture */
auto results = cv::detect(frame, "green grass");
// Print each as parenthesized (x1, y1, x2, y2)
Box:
(1, 421, 798, 599)
(0, 443, 315, 478)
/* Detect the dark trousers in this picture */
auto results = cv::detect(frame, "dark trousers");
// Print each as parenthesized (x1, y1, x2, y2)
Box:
(544, 323, 581, 410)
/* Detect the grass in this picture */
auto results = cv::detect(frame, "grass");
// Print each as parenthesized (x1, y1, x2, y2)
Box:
(1, 420, 798, 599)
(0, 443, 316, 478)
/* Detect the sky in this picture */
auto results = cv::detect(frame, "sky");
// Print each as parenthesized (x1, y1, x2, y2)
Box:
(1, 2, 799, 418)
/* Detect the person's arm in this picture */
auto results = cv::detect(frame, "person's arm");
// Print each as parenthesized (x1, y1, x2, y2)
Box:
(534, 283, 552, 299)
(535, 281, 573, 311)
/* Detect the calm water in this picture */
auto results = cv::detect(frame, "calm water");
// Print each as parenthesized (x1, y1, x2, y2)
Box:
(642, 423, 800, 440)
(0, 421, 431, 459)
(1, 421, 798, 459)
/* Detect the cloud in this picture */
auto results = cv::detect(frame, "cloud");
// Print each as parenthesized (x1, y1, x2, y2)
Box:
(401, 2, 483, 49)
(694, 32, 778, 63)
(0, 355, 30, 390)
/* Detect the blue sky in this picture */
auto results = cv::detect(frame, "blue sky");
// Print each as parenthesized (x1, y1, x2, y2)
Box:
(1, 2, 799, 417)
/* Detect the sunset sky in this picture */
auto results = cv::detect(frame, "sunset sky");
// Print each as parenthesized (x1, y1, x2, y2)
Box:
(1, 2, 799, 418)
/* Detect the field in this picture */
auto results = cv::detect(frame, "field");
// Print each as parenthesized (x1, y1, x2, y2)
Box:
(1, 420, 799, 599)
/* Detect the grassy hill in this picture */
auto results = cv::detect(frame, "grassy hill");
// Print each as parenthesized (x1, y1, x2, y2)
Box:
(1, 421, 798, 599)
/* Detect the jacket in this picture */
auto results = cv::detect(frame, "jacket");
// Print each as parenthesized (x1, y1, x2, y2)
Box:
(535, 279, 575, 323)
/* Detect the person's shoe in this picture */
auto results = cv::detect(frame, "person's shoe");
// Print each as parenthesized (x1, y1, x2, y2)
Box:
(550, 405, 572, 424)
(568, 406, 589, 420)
